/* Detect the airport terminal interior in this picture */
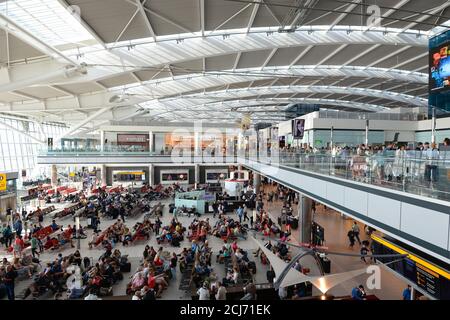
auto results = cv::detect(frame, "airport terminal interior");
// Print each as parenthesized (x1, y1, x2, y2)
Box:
(0, 0, 450, 302)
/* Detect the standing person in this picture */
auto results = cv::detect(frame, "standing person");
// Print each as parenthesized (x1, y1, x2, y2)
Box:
(352, 222, 361, 245)
(3, 224, 12, 248)
(170, 252, 177, 280)
(256, 199, 264, 212)
(236, 206, 244, 224)
(253, 209, 258, 224)
(212, 201, 219, 218)
(360, 242, 369, 264)
(37, 237, 44, 253)
(243, 206, 249, 222)
(3, 265, 18, 300)
(402, 285, 412, 300)
(119, 206, 126, 222)
(30, 234, 39, 258)
(13, 235, 24, 259)
(347, 229, 355, 248)
(215, 282, 227, 300)
(5, 207, 12, 225)
(35, 207, 43, 224)
(0, 223, 4, 246)
(154, 217, 162, 236)
(197, 282, 210, 300)
(93, 215, 100, 233)
(13, 219, 22, 237)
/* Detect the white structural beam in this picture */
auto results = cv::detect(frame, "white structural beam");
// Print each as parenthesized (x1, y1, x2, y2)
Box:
(136, 0, 157, 42)
(141, 6, 194, 34)
(2, 27, 425, 92)
(389, 52, 428, 70)
(327, 0, 361, 31)
(143, 85, 427, 113)
(289, 45, 313, 67)
(366, 46, 411, 68)
(57, 107, 112, 140)
(114, 5, 141, 44)
(315, 44, 347, 66)
(163, 97, 387, 112)
(0, 13, 79, 66)
(107, 27, 427, 67)
(208, 3, 253, 34)
(247, 0, 262, 32)
(0, 65, 426, 113)
(261, 48, 277, 70)
(56, 0, 107, 48)
(341, 44, 381, 66)
(366, 0, 410, 31)
(200, 0, 205, 36)
(399, 2, 450, 33)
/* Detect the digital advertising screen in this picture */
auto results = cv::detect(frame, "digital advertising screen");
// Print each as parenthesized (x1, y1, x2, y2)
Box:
(292, 119, 305, 139)
(430, 42, 450, 92)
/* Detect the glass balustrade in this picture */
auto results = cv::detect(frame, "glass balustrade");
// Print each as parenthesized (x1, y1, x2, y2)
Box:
(39, 145, 450, 201)
(247, 150, 450, 201)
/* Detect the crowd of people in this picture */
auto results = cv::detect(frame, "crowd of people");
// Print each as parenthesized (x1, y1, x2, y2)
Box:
(279, 138, 450, 191)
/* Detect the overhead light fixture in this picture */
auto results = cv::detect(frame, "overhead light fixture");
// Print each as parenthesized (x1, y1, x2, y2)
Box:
(109, 94, 129, 104)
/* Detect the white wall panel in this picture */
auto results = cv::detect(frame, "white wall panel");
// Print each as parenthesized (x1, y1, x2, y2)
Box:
(326, 182, 345, 206)
(401, 202, 449, 250)
(344, 187, 368, 216)
(367, 193, 401, 229)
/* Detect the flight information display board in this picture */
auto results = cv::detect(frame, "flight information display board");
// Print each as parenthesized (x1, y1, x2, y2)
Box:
(371, 236, 450, 300)
(416, 264, 440, 298)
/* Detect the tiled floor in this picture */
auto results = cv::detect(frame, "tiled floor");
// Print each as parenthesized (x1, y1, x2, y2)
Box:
(5, 186, 409, 300)
(262, 183, 408, 300)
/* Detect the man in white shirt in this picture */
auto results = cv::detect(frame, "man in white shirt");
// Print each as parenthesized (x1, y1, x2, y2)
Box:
(197, 282, 210, 300)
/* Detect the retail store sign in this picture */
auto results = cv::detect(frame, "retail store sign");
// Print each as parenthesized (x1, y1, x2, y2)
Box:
(0, 173, 6, 191)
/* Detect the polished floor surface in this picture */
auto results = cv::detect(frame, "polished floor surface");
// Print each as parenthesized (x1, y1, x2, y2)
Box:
(4, 185, 409, 300)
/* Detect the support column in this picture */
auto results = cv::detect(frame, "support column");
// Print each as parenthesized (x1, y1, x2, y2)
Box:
(365, 119, 369, 146)
(148, 164, 154, 186)
(253, 172, 261, 194)
(431, 107, 436, 145)
(101, 164, 107, 187)
(100, 130, 105, 152)
(51, 165, 58, 187)
(298, 194, 313, 244)
(194, 132, 201, 156)
(149, 131, 153, 153)
(195, 164, 200, 186)
(330, 126, 334, 150)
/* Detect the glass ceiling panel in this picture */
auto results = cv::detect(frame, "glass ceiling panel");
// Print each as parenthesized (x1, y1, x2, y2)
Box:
(0, 0, 94, 46)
